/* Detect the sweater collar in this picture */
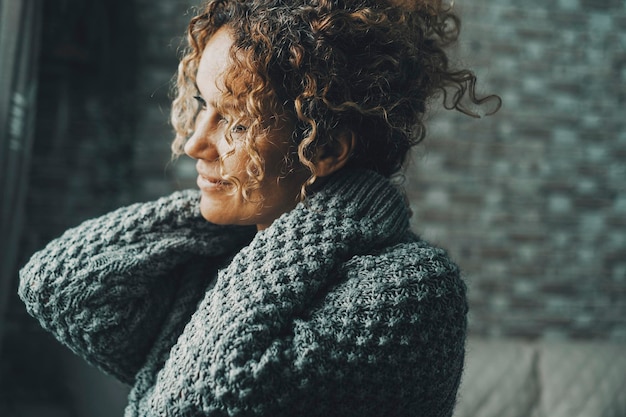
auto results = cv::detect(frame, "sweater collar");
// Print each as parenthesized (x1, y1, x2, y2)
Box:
(262, 168, 411, 252)
(213, 168, 411, 311)
(302, 168, 410, 246)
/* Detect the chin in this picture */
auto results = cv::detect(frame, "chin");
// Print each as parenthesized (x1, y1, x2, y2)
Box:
(198, 202, 227, 225)
(199, 210, 230, 225)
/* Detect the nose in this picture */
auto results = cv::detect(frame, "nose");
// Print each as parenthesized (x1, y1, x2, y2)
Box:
(184, 116, 220, 161)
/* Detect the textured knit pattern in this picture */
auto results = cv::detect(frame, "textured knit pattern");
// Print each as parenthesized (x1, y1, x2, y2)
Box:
(19, 169, 468, 417)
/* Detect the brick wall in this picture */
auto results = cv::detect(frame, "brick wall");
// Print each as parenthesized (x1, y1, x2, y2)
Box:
(130, 0, 198, 201)
(404, 0, 626, 340)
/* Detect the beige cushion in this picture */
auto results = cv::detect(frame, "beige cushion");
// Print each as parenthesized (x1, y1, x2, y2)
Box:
(537, 341, 626, 417)
(455, 339, 539, 417)
(455, 339, 626, 417)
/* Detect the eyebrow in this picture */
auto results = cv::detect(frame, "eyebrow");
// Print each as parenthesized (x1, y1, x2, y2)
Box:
(217, 98, 252, 121)
(193, 83, 246, 116)
(212, 99, 238, 113)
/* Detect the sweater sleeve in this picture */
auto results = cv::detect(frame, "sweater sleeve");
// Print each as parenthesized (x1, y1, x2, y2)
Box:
(18, 190, 256, 384)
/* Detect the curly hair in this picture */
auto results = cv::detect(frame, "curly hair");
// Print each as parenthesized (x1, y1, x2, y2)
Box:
(171, 0, 500, 199)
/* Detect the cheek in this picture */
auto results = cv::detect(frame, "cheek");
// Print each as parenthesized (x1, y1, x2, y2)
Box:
(218, 142, 250, 177)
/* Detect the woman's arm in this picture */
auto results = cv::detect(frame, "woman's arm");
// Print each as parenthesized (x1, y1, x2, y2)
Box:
(18, 190, 255, 384)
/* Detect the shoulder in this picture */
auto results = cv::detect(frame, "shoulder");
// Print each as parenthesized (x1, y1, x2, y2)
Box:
(306, 232, 467, 341)
(334, 233, 466, 309)
(290, 233, 467, 414)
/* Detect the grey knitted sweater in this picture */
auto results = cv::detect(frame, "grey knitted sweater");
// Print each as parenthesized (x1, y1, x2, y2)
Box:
(19, 169, 467, 417)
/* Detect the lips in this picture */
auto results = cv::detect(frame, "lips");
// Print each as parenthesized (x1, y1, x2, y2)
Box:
(196, 173, 230, 191)
(194, 160, 231, 191)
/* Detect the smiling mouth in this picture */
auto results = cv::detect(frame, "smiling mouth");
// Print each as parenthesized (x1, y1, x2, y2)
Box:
(197, 174, 231, 191)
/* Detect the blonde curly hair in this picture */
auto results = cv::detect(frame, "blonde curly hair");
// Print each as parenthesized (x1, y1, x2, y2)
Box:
(171, 0, 500, 200)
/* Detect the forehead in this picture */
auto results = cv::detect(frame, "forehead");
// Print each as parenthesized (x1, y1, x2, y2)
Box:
(196, 27, 235, 94)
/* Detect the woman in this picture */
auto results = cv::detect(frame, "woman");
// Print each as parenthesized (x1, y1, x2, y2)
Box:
(19, 0, 499, 416)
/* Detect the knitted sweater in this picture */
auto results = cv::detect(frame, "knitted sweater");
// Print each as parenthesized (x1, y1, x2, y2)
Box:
(19, 169, 467, 417)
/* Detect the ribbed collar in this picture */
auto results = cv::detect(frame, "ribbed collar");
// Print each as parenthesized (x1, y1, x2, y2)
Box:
(261, 168, 411, 252)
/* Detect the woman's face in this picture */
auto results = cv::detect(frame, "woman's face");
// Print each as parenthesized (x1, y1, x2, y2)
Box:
(184, 27, 309, 231)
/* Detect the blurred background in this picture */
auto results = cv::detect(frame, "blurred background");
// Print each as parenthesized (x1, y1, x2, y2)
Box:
(1, 0, 624, 415)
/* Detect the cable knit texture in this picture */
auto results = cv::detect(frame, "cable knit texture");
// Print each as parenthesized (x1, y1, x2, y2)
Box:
(19, 169, 468, 417)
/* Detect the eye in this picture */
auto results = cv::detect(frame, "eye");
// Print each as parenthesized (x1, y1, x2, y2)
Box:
(193, 95, 207, 109)
(231, 124, 248, 134)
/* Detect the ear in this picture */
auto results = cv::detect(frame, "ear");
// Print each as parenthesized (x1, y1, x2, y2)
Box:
(313, 130, 356, 177)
